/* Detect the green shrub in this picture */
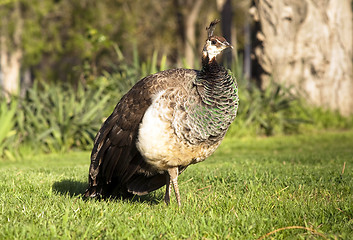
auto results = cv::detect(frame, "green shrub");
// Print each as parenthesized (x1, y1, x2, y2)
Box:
(0, 98, 19, 160)
(88, 45, 168, 95)
(227, 54, 311, 137)
(301, 106, 353, 131)
(228, 79, 309, 137)
(4, 46, 168, 158)
(2, 49, 352, 160)
(16, 81, 110, 153)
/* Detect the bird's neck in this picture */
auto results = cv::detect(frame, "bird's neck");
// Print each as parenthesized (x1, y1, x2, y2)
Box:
(201, 52, 219, 72)
(201, 52, 221, 73)
(187, 53, 238, 144)
(200, 53, 228, 82)
(197, 52, 237, 109)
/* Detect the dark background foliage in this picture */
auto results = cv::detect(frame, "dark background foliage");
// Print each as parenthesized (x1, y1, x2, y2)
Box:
(0, 0, 352, 159)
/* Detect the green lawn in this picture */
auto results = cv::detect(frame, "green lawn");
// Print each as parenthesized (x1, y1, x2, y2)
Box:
(1, 131, 352, 239)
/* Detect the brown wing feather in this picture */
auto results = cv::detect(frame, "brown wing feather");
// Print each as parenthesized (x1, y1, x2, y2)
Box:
(84, 76, 166, 198)
(84, 69, 199, 198)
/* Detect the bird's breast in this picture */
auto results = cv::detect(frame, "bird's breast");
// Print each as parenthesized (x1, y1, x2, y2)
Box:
(136, 90, 220, 172)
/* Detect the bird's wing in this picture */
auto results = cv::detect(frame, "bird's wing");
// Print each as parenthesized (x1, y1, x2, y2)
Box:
(86, 76, 163, 197)
(85, 69, 199, 197)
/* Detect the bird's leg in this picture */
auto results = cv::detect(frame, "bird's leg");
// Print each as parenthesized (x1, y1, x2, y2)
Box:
(164, 174, 172, 205)
(167, 167, 181, 206)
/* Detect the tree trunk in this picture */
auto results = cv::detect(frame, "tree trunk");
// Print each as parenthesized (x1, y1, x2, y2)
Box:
(251, 0, 353, 116)
(173, 0, 205, 68)
(0, 1, 23, 99)
(217, 0, 234, 66)
(184, 0, 204, 68)
(20, 68, 32, 97)
(0, 37, 22, 98)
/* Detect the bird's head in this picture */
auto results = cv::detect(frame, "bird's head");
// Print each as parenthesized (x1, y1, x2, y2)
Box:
(202, 20, 233, 62)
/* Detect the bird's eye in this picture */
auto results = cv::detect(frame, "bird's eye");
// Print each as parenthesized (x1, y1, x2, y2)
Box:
(211, 40, 217, 45)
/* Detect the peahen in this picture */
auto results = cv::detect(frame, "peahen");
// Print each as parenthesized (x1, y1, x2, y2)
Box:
(84, 20, 239, 206)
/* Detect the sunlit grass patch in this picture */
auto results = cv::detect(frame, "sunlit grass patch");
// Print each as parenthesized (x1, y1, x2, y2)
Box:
(1, 131, 352, 239)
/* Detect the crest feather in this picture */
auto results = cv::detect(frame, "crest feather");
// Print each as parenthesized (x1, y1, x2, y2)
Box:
(206, 19, 220, 38)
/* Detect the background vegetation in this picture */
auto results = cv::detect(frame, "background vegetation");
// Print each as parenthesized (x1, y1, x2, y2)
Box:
(0, 0, 352, 159)
(1, 57, 352, 159)
(1, 1, 352, 239)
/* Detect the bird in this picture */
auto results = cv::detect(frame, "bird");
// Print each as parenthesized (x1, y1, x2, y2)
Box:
(84, 20, 238, 206)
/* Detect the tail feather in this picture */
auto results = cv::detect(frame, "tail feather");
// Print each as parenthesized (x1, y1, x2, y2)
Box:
(84, 185, 103, 198)
(127, 174, 166, 196)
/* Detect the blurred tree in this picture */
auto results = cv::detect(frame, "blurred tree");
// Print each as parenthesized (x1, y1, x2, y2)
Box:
(0, 0, 127, 90)
(217, 0, 250, 68)
(174, 0, 204, 68)
(251, 0, 353, 116)
(0, 0, 23, 98)
(217, 0, 234, 66)
(0, 0, 250, 96)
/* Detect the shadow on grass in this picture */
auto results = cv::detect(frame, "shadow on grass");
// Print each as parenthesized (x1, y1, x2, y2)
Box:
(52, 179, 163, 205)
(129, 192, 163, 205)
(52, 179, 87, 197)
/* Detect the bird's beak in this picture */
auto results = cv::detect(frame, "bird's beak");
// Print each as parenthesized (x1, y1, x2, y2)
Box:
(223, 41, 233, 49)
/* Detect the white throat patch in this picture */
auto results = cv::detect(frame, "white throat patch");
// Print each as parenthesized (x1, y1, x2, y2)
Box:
(204, 39, 224, 60)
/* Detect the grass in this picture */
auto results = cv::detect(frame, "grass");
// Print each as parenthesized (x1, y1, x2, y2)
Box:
(1, 130, 352, 239)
